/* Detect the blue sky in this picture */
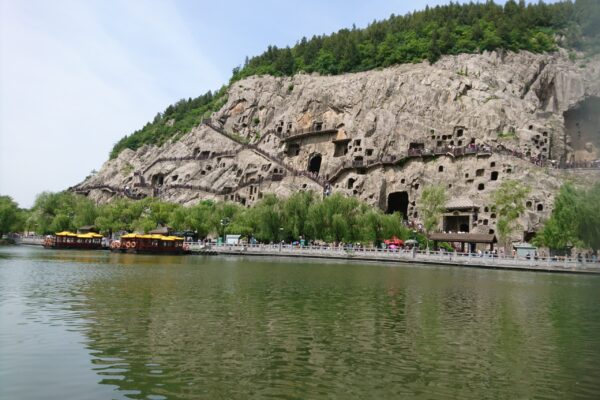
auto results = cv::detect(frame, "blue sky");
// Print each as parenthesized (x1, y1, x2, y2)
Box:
(0, 0, 554, 207)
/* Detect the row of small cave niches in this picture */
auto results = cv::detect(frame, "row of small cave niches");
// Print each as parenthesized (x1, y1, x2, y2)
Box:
(529, 127, 550, 155)
(437, 161, 511, 190)
(430, 126, 468, 147)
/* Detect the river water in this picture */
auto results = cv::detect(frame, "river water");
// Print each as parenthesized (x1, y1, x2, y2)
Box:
(1, 246, 599, 399)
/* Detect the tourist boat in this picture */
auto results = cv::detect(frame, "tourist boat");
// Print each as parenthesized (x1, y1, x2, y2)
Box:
(110, 233, 190, 255)
(43, 231, 104, 250)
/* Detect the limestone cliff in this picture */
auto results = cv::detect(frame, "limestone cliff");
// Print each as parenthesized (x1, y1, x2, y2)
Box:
(74, 50, 600, 241)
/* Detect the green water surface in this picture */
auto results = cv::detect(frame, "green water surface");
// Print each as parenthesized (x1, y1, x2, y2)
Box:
(0, 246, 599, 399)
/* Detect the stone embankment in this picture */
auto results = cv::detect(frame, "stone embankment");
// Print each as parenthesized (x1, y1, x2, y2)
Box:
(191, 243, 600, 275)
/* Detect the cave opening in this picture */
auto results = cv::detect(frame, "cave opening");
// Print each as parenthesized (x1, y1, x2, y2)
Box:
(308, 154, 322, 176)
(386, 191, 409, 220)
(563, 96, 600, 162)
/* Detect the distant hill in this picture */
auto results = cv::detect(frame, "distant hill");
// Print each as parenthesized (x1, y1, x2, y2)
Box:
(110, 0, 600, 159)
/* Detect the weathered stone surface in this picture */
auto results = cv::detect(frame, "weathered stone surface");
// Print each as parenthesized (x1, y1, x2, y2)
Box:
(75, 50, 600, 242)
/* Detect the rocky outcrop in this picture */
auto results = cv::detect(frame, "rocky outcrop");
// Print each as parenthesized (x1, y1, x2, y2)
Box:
(74, 50, 600, 241)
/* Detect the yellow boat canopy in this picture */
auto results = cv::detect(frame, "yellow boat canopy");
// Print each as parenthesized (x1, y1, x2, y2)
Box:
(120, 233, 184, 241)
(77, 233, 103, 239)
(55, 231, 77, 237)
(55, 231, 103, 238)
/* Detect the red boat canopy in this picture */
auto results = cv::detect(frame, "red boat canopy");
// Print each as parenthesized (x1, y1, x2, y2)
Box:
(384, 236, 404, 246)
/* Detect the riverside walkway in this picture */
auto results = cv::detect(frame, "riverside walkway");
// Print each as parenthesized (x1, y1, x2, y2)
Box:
(191, 243, 600, 275)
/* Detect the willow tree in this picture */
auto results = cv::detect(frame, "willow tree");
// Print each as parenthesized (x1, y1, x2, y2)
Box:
(492, 180, 530, 251)
(418, 185, 448, 245)
(533, 183, 582, 251)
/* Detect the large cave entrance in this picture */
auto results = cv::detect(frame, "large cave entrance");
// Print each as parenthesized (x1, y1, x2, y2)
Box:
(563, 96, 600, 162)
(308, 153, 322, 176)
(386, 191, 409, 220)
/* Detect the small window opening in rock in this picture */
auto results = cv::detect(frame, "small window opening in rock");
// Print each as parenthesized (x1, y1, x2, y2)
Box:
(542, 131, 548, 137)
(457, 129, 464, 137)
(201, 170, 206, 175)
(438, 165, 444, 172)
(490, 162, 496, 167)
(448, 184, 452, 188)
(541, 148, 546, 153)
(354, 139, 362, 146)
(366, 149, 374, 156)
(207, 165, 212, 171)
(478, 183, 485, 190)
(526, 201, 532, 208)
(537, 204, 544, 211)
(277, 126, 283, 134)
(490, 213, 496, 219)
(314, 122, 323, 131)
(347, 178, 355, 189)
(413, 212, 418, 218)
(484, 207, 489, 212)
(430, 129, 435, 134)
(483, 219, 488, 225)
(442, 135, 447, 140)
(489, 229, 495, 234)
(437, 140, 443, 147)
(465, 173, 469, 178)
(506, 168, 512, 174)
(401, 178, 406, 184)
(431, 135, 436, 140)
(528, 125, 533, 130)
(414, 183, 420, 190)
(491, 171, 499, 181)
(476, 168, 484, 177)
(458, 140, 463, 146)
(449, 140, 454, 145)
(470, 138, 476, 144)
(171, 175, 178, 182)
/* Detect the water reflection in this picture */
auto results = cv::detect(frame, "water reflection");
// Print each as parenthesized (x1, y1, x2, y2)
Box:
(1, 246, 600, 399)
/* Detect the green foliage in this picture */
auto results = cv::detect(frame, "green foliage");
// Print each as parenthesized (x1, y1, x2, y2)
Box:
(535, 183, 600, 251)
(497, 131, 518, 140)
(0, 195, 22, 236)
(26, 192, 98, 234)
(19, 190, 413, 245)
(121, 163, 134, 175)
(231, 1, 598, 82)
(418, 185, 448, 237)
(492, 180, 530, 249)
(109, 86, 228, 159)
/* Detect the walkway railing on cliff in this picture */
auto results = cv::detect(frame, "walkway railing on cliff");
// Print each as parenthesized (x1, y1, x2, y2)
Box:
(202, 119, 326, 187)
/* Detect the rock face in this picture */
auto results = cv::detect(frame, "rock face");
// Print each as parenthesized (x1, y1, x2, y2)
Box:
(75, 50, 600, 242)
